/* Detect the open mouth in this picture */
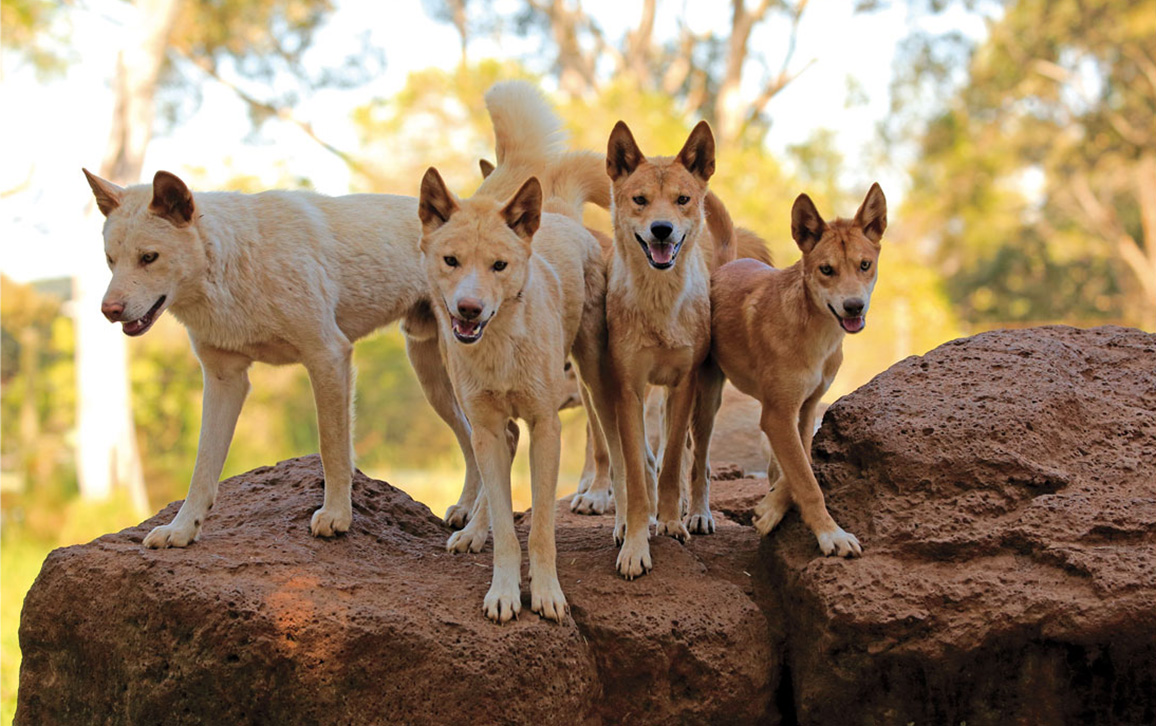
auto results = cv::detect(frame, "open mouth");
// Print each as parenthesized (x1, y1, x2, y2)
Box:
(450, 315, 489, 344)
(828, 304, 865, 334)
(121, 296, 166, 337)
(635, 233, 683, 270)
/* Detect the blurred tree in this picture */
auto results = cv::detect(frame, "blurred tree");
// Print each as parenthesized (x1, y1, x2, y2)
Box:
(423, 0, 827, 149)
(0, 0, 70, 76)
(891, 0, 1156, 328)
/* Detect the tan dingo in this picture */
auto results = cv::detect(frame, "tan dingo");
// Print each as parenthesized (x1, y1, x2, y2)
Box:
(697, 184, 887, 557)
(418, 84, 618, 622)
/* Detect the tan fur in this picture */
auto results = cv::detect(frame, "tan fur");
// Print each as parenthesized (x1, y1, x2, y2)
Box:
(697, 183, 887, 558)
(419, 84, 619, 622)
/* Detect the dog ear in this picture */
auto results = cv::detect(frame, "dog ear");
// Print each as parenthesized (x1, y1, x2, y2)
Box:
(791, 193, 827, 253)
(419, 167, 459, 236)
(478, 159, 495, 179)
(502, 176, 542, 242)
(675, 120, 716, 182)
(83, 169, 124, 217)
(607, 121, 645, 181)
(853, 182, 887, 244)
(150, 171, 195, 227)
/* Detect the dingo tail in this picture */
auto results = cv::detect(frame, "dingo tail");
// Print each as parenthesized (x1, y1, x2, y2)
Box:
(478, 81, 567, 201)
(541, 151, 611, 222)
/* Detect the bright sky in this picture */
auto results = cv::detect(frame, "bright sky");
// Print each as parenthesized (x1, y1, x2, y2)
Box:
(0, 0, 987, 283)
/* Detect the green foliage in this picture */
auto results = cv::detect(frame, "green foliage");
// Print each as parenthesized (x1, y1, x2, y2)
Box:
(0, 0, 71, 76)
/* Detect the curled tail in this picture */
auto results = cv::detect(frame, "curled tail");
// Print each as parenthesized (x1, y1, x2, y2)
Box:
(541, 151, 611, 222)
(477, 81, 567, 201)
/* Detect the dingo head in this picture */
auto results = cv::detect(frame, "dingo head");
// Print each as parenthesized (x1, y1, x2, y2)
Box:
(418, 167, 540, 345)
(791, 183, 887, 334)
(83, 169, 206, 336)
(606, 120, 715, 271)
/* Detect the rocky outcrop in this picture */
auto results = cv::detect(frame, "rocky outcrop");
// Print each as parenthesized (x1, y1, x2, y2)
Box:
(16, 457, 778, 726)
(17, 325, 1156, 725)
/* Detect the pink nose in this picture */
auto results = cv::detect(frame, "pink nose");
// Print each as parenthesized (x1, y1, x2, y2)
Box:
(101, 300, 125, 322)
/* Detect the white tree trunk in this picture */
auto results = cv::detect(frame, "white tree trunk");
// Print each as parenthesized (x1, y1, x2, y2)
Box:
(74, 0, 180, 509)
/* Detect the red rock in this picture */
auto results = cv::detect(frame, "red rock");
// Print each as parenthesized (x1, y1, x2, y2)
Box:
(764, 325, 1156, 724)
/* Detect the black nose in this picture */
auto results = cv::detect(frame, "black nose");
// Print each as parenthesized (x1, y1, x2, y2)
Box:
(650, 221, 674, 241)
(843, 299, 865, 316)
(457, 298, 483, 320)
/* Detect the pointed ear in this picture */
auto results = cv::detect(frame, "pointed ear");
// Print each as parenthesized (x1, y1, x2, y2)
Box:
(478, 159, 495, 179)
(150, 171, 195, 227)
(791, 193, 827, 253)
(854, 182, 887, 243)
(675, 120, 715, 182)
(607, 121, 645, 182)
(419, 167, 459, 236)
(501, 177, 542, 242)
(83, 168, 124, 217)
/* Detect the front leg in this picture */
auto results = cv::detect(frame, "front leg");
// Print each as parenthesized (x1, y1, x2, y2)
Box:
(655, 375, 696, 542)
(144, 344, 251, 548)
(528, 411, 566, 622)
(471, 416, 521, 623)
(759, 403, 862, 557)
(686, 360, 725, 535)
(403, 322, 481, 529)
(302, 336, 355, 537)
(615, 384, 653, 579)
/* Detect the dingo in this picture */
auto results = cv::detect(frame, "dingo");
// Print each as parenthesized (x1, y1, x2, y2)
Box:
(697, 184, 887, 557)
(80, 83, 580, 548)
(600, 120, 729, 579)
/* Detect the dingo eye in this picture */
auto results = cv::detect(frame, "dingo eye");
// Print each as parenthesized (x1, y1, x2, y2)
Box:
(140, 252, 158, 265)
(860, 260, 872, 271)
(676, 195, 690, 205)
(819, 264, 835, 276)
(444, 256, 459, 268)
(632, 195, 647, 206)
(493, 260, 507, 272)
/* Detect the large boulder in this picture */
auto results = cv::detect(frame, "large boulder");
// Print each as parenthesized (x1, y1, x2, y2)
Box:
(17, 325, 1155, 725)
(768, 325, 1156, 724)
(16, 456, 777, 726)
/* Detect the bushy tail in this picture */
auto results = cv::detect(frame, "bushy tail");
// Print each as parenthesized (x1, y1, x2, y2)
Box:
(541, 151, 611, 221)
(476, 81, 567, 201)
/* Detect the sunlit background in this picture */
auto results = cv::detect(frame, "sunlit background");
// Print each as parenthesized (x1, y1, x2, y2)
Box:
(2, 0, 1153, 719)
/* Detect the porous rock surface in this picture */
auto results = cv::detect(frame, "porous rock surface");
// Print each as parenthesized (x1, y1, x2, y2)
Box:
(17, 325, 1156, 725)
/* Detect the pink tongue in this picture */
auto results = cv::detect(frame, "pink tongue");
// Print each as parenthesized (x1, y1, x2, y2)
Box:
(122, 319, 144, 335)
(841, 316, 865, 333)
(649, 243, 674, 264)
(454, 319, 479, 335)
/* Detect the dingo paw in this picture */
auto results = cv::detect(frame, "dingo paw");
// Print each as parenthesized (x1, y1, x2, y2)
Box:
(685, 510, 715, 535)
(571, 488, 614, 515)
(444, 503, 471, 529)
(143, 520, 199, 549)
(616, 533, 652, 580)
(656, 518, 689, 543)
(446, 524, 488, 553)
(753, 488, 791, 536)
(483, 579, 522, 623)
(310, 505, 352, 538)
(531, 576, 568, 623)
(816, 527, 862, 558)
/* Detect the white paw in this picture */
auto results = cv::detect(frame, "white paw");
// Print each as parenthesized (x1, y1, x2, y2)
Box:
(816, 527, 863, 558)
(142, 520, 200, 549)
(570, 488, 614, 515)
(530, 576, 568, 622)
(446, 524, 488, 553)
(656, 518, 689, 543)
(483, 578, 522, 623)
(444, 503, 471, 529)
(616, 533, 652, 580)
(310, 505, 352, 538)
(685, 510, 715, 535)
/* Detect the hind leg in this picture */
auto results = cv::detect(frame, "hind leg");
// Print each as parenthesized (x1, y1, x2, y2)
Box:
(570, 383, 614, 515)
(686, 359, 724, 535)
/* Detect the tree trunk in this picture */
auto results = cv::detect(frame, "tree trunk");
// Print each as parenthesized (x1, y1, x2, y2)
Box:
(74, 0, 181, 509)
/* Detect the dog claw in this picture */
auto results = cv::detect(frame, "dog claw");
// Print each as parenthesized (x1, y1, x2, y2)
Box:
(446, 526, 488, 553)
(310, 506, 352, 538)
(143, 521, 199, 549)
(483, 580, 522, 623)
(570, 489, 614, 515)
(817, 527, 862, 558)
(656, 519, 689, 543)
(685, 511, 715, 535)
(530, 577, 568, 623)
(616, 534, 652, 579)
(444, 503, 471, 529)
